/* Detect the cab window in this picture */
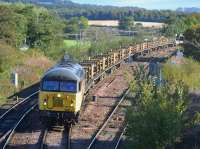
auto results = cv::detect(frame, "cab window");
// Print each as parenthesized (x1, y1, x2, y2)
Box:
(43, 81, 59, 91)
(60, 82, 77, 92)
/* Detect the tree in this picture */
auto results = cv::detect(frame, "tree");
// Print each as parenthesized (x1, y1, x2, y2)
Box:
(27, 9, 64, 54)
(80, 16, 88, 30)
(0, 5, 25, 47)
(126, 66, 189, 149)
(65, 16, 88, 33)
(47, 3, 177, 22)
(184, 25, 200, 45)
(163, 14, 200, 37)
(0, 4, 65, 56)
(119, 16, 134, 30)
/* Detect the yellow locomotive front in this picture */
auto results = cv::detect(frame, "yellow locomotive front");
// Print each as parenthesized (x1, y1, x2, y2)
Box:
(39, 61, 85, 124)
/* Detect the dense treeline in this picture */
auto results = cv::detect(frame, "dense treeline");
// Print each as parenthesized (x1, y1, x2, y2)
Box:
(46, 3, 180, 22)
(0, 3, 64, 58)
(163, 14, 200, 60)
(163, 14, 200, 36)
(0, 0, 181, 22)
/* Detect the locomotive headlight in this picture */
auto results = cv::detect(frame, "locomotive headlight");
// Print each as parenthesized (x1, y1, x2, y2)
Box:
(43, 99, 47, 106)
(57, 93, 61, 98)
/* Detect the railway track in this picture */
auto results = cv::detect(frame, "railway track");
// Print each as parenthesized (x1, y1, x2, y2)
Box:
(39, 124, 72, 149)
(86, 89, 129, 149)
(113, 127, 126, 149)
(0, 91, 38, 148)
(0, 91, 39, 120)
(0, 104, 37, 149)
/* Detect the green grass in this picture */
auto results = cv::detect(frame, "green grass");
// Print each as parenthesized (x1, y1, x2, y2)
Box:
(63, 40, 91, 49)
(63, 40, 91, 61)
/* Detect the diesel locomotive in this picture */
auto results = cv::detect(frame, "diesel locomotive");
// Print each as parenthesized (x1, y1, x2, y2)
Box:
(39, 58, 85, 124)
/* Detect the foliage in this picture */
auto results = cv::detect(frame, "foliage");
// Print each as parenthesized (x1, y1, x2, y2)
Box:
(46, 3, 180, 22)
(162, 58, 200, 91)
(183, 43, 200, 62)
(28, 9, 64, 56)
(126, 65, 189, 149)
(62, 25, 150, 61)
(64, 16, 88, 33)
(63, 40, 91, 61)
(163, 14, 200, 37)
(88, 36, 142, 56)
(0, 40, 53, 103)
(0, 5, 27, 47)
(63, 28, 147, 61)
(119, 16, 134, 30)
(0, 1, 182, 22)
(0, 3, 65, 58)
(184, 25, 200, 47)
(164, 14, 200, 61)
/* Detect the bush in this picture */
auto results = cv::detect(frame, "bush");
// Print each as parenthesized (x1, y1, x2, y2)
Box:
(162, 58, 200, 90)
(126, 65, 189, 149)
(0, 41, 53, 103)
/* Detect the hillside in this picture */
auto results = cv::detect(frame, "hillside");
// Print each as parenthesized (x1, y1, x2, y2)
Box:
(177, 7, 200, 13)
(0, 0, 72, 4)
(0, 0, 182, 22)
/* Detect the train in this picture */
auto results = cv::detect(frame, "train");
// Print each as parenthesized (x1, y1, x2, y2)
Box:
(39, 57, 85, 124)
(38, 37, 175, 124)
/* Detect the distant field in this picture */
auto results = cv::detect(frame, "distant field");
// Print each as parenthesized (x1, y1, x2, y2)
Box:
(88, 20, 165, 28)
(64, 40, 91, 48)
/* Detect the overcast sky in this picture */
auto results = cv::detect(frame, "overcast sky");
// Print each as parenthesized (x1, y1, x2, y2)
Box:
(71, 0, 200, 10)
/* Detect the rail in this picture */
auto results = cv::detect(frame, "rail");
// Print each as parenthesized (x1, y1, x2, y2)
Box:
(67, 124, 72, 149)
(87, 89, 130, 149)
(2, 104, 37, 149)
(39, 125, 71, 149)
(0, 90, 39, 120)
(114, 127, 126, 149)
(39, 128, 48, 149)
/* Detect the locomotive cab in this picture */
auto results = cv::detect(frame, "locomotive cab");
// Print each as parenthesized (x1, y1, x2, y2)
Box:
(39, 62, 85, 124)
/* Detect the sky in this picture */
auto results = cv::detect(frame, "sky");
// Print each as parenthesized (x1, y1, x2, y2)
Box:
(71, 0, 200, 10)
